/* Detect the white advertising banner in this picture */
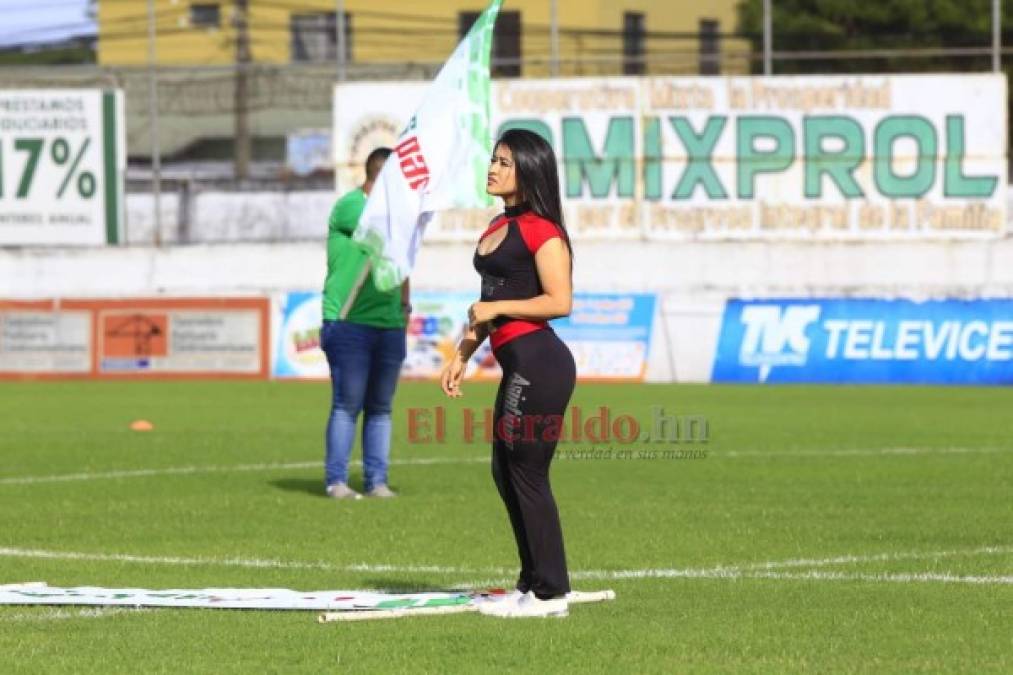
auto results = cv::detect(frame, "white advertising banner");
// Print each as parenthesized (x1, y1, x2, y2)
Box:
(334, 74, 1006, 241)
(96, 309, 263, 375)
(0, 89, 126, 246)
(0, 310, 91, 374)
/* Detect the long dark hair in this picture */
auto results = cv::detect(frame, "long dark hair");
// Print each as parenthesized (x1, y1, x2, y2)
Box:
(495, 129, 573, 258)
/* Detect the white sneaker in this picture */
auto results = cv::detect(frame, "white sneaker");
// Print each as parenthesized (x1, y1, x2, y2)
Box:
(477, 590, 526, 616)
(498, 589, 530, 605)
(476, 589, 526, 611)
(479, 593, 568, 618)
(325, 483, 362, 500)
(364, 484, 397, 498)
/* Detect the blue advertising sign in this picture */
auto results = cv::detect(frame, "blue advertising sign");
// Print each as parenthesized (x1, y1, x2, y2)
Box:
(274, 291, 327, 378)
(406, 291, 656, 380)
(272, 290, 657, 381)
(712, 298, 1013, 384)
(406, 291, 501, 380)
(551, 293, 656, 379)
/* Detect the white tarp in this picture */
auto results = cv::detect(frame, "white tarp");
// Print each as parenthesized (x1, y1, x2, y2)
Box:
(0, 582, 471, 611)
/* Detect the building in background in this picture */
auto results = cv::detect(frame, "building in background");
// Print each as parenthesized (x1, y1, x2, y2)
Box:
(98, 0, 748, 76)
(14, 1, 1006, 177)
(90, 1, 751, 170)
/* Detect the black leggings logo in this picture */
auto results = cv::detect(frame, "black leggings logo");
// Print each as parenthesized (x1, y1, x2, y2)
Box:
(501, 371, 530, 450)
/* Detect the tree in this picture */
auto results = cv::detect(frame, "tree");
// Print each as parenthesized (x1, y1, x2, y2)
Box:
(736, 0, 1010, 74)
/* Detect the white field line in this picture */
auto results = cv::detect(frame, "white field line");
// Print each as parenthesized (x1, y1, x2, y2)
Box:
(1, 445, 1007, 486)
(0, 457, 488, 486)
(689, 544, 1013, 575)
(453, 545, 1013, 588)
(744, 570, 1013, 585)
(719, 446, 1009, 459)
(460, 568, 1013, 589)
(0, 545, 1009, 588)
(563, 545, 1013, 581)
(0, 546, 502, 576)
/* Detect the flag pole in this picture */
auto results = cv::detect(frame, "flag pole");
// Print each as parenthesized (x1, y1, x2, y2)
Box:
(338, 259, 371, 320)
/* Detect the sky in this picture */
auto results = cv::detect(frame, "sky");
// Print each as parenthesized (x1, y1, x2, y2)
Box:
(0, 0, 95, 49)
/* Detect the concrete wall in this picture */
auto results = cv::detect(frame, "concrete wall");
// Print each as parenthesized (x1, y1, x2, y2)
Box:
(4, 237, 1012, 382)
(125, 191, 334, 245)
(123, 187, 1013, 246)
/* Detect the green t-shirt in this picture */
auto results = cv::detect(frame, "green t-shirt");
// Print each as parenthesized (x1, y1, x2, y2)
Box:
(322, 188, 405, 328)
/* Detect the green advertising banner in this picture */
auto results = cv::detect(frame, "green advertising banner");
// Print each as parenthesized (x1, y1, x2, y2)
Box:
(0, 89, 126, 246)
(334, 74, 1006, 240)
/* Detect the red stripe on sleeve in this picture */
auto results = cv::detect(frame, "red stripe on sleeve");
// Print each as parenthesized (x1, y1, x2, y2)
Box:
(516, 213, 563, 254)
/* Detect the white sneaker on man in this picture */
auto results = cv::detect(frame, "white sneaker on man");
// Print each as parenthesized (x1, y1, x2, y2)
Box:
(325, 483, 362, 500)
(365, 484, 397, 498)
(478, 592, 568, 618)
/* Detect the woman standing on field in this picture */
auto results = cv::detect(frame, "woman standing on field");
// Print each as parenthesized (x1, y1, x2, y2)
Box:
(440, 129, 576, 619)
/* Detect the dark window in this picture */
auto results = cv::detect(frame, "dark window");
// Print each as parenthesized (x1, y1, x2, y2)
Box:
(190, 3, 221, 29)
(699, 19, 720, 75)
(291, 12, 352, 63)
(459, 10, 521, 77)
(623, 12, 645, 75)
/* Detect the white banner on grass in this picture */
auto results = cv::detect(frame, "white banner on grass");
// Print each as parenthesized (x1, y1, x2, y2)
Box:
(0, 583, 471, 611)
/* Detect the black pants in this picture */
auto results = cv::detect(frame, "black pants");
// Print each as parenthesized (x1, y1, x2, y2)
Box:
(491, 328, 577, 599)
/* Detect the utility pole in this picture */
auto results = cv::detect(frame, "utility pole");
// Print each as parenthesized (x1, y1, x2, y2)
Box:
(763, 0, 772, 75)
(336, 0, 347, 81)
(146, 0, 162, 245)
(234, 0, 252, 181)
(549, 0, 559, 77)
(993, 0, 1002, 72)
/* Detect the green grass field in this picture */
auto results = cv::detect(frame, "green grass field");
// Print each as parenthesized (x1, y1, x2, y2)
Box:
(1, 381, 1011, 673)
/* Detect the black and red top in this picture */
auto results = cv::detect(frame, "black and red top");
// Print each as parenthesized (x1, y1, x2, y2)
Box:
(473, 203, 565, 351)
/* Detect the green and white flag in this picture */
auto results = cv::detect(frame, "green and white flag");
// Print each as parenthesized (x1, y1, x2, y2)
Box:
(346, 0, 501, 295)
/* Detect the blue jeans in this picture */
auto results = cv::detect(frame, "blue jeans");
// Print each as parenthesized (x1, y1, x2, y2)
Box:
(320, 320, 406, 491)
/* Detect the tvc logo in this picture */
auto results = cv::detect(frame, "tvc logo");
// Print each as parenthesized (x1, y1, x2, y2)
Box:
(738, 304, 821, 381)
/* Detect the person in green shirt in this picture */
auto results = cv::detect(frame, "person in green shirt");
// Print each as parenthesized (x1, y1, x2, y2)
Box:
(321, 147, 410, 499)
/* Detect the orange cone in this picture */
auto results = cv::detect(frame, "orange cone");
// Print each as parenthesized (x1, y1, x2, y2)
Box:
(129, 419, 154, 432)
